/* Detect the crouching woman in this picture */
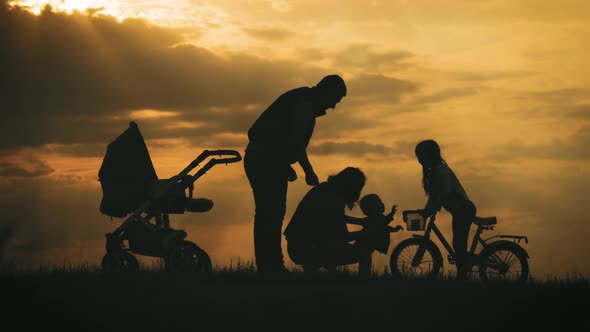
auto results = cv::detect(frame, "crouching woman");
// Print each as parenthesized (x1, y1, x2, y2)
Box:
(283, 167, 371, 276)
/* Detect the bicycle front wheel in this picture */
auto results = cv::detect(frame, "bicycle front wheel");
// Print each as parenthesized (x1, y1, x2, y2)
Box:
(390, 238, 442, 279)
(479, 241, 529, 283)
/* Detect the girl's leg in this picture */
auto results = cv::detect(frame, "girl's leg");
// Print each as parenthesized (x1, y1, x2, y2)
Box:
(452, 201, 476, 279)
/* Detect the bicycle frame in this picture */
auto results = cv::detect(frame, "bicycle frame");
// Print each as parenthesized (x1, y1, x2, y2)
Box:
(411, 213, 528, 265)
(411, 214, 457, 264)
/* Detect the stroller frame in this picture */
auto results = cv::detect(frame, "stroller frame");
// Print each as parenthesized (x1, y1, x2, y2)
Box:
(102, 149, 242, 273)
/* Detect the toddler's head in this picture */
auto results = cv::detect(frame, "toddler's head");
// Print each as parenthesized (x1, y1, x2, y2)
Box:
(359, 194, 385, 217)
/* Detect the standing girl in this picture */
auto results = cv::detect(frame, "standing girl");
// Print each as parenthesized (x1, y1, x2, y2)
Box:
(415, 140, 477, 279)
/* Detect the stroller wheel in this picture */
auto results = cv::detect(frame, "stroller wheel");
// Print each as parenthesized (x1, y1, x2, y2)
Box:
(101, 251, 140, 272)
(165, 241, 212, 274)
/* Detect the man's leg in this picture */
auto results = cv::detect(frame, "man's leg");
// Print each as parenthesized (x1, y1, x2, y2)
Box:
(244, 152, 288, 273)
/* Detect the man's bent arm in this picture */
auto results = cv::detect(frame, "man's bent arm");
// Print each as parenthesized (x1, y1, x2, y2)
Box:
(298, 150, 315, 176)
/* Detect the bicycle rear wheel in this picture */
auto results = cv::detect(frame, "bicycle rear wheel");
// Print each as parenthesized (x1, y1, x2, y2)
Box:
(390, 238, 442, 279)
(479, 241, 529, 283)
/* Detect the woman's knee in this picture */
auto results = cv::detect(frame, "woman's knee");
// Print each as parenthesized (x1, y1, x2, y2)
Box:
(287, 243, 309, 265)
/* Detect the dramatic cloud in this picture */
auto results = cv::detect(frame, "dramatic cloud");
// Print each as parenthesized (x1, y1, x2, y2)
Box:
(492, 125, 590, 161)
(331, 45, 414, 72)
(450, 70, 536, 82)
(309, 141, 395, 157)
(0, 6, 317, 151)
(412, 87, 479, 105)
(346, 74, 419, 103)
(242, 26, 295, 41)
(0, 154, 54, 178)
(299, 45, 415, 73)
(510, 88, 590, 120)
(283, 0, 590, 24)
(0, 5, 419, 154)
(567, 104, 590, 119)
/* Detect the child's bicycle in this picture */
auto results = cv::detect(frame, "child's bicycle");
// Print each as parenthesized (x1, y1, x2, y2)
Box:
(389, 210, 530, 282)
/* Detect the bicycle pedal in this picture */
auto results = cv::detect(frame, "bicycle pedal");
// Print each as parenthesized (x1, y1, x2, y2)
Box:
(447, 255, 456, 265)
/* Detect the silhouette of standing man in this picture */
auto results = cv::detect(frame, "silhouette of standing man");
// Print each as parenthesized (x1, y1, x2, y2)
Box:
(244, 75, 347, 275)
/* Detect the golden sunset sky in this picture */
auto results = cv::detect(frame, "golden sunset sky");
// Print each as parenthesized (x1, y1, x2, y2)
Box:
(1, 0, 588, 277)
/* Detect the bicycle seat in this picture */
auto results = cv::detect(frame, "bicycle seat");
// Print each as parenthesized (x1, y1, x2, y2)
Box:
(473, 216, 497, 226)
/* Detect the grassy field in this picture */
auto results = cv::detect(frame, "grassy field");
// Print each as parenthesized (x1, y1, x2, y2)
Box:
(2, 264, 588, 331)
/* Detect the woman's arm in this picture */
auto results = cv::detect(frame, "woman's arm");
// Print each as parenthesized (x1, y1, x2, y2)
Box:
(347, 230, 364, 242)
(344, 215, 368, 226)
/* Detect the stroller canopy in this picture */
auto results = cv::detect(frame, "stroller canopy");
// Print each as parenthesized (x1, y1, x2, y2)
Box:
(99, 122, 158, 218)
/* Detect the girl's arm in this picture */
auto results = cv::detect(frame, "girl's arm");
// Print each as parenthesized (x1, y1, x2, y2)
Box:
(423, 167, 452, 217)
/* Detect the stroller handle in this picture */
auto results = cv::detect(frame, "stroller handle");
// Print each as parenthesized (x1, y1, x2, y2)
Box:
(148, 149, 242, 202)
(185, 149, 243, 183)
(203, 149, 242, 164)
(186, 149, 242, 170)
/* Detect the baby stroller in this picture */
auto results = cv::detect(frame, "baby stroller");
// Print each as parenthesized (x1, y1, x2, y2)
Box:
(98, 121, 241, 273)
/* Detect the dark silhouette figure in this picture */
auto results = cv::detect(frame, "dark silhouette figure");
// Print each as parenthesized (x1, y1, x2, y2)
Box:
(284, 167, 376, 276)
(415, 139, 476, 279)
(355, 194, 403, 261)
(244, 75, 347, 274)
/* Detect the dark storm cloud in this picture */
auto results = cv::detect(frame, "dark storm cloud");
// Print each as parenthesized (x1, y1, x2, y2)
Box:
(0, 4, 421, 157)
(529, 88, 586, 103)
(286, 0, 590, 24)
(492, 125, 590, 161)
(511, 88, 590, 120)
(567, 104, 590, 119)
(307, 139, 421, 159)
(0, 5, 318, 151)
(309, 141, 394, 157)
(0, 155, 54, 178)
(300, 45, 415, 71)
(331, 45, 414, 71)
(346, 74, 420, 103)
(450, 70, 535, 82)
(242, 26, 295, 41)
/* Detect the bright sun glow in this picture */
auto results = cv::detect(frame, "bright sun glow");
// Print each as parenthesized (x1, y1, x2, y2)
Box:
(129, 110, 179, 119)
(8, 0, 228, 29)
(9, 0, 128, 19)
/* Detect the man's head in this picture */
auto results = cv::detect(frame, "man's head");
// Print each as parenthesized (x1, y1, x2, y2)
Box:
(359, 194, 385, 217)
(312, 74, 347, 117)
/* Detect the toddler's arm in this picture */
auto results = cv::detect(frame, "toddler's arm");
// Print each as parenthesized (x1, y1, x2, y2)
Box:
(385, 204, 398, 222)
(388, 225, 403, 232)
